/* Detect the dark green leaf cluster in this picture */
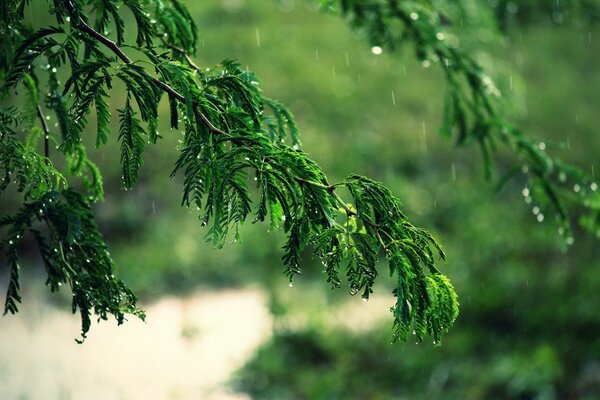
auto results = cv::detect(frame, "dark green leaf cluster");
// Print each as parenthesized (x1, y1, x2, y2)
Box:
(327, 0, 600, 241)
(1, 189, 145, 342)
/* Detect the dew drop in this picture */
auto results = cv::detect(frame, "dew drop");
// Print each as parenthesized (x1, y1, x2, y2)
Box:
(538, 142, 546, 151)
(559, 172, 567, 182)
(371, 46, 383, 55)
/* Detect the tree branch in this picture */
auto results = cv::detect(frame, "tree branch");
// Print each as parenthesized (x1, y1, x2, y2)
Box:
(36, 105, 50, 162)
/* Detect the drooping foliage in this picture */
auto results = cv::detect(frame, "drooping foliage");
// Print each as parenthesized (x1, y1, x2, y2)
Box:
(0, 0, 596, 343)
(323, 0, 600, 241)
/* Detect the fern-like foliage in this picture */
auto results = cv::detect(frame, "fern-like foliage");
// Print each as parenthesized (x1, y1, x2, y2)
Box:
(1, 189, 145, 341)
(0, 0, 596, 343)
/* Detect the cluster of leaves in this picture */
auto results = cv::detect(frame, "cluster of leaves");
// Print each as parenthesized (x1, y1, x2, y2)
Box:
(0, 188, 145, 342)
(0, 0, 459, 343)
(324, 0, 600, 240)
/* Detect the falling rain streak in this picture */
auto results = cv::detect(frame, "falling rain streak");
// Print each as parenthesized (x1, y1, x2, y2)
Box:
(421, 121, 428, 153)
(255, 27, 261, 47)
(391, 90, 396, 106)
(451, 163, 457, 181)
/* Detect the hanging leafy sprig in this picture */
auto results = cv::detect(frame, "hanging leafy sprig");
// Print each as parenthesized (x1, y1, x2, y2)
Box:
(326, 0, 600, 241)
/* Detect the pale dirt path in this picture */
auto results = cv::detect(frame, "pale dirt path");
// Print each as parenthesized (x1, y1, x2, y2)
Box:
(0, 287, 272, 400)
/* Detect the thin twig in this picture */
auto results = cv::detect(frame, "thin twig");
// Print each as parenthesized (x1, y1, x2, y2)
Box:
(160, 39, 202, 72)
(69, 8, 228, 136)
(36, 105, 50, 162)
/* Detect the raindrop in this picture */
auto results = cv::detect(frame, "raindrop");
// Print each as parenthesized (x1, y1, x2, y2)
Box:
(435, 32, 445, 41)
(558, 227, 565, 235)
(566, 237, 574, 245)
(538, 142, 546, 151)
(532, 206, 540, 215)
(537, 213, 544, 222)
(422, 60, 431, 68)
(8, 240, 13, 245)
(574, 184, 581, 193)
(288, 282, 294, 288)
(292, 144, 299, 150)
(362, 298, 368, 303)
(66, 16, 71, 22)
(591, 183, 598, 191)
(521, 187, 529, 197)
(410, 12, 419, 20)
(244, 157, 250, 161)
(371, 46, 383, 55)
(51, 67, 57, 73)
(559, 172, 567, 182)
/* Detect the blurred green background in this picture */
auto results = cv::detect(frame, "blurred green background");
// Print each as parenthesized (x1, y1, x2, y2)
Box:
(3, 1, 600, 399)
